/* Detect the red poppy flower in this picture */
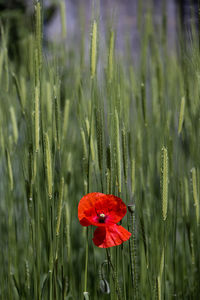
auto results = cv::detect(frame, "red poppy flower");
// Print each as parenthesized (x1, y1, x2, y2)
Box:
(78, 192, 131, 248)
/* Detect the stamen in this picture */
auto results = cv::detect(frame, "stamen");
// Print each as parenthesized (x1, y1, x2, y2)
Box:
(100, 213, 105, 218)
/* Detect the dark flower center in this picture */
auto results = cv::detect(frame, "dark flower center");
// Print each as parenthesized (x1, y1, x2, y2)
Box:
(98, 213, 106, 223)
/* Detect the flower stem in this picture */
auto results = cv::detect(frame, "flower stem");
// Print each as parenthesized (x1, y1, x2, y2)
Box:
(106, 248, 122, 300)
(84, 227, 89, 292)
(128, 204, 138, 299)
(122, 246, 126, 300)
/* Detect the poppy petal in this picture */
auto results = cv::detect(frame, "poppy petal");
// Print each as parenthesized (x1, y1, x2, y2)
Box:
(93, 224, 131, 248)
(78, 193, 127, 227)
(79, 217, 92, 226)
(78, 193, 102, 226)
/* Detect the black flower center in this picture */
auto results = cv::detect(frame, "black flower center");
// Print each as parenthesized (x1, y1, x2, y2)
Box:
(98, 213, 106, 223)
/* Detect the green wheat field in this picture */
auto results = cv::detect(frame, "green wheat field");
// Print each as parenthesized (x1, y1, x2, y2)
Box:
(0, 1, 200, 299)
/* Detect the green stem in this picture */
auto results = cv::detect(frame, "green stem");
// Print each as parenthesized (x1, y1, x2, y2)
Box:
(128, 204, 138, 299)
(122, 245, 126, 300)
(106, 249, 122, 300)
(84, 227, 89, 292)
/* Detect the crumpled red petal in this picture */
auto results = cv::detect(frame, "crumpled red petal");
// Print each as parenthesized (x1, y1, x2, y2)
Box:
(78, 192, 127, 227)
(92, 224, 131, 248)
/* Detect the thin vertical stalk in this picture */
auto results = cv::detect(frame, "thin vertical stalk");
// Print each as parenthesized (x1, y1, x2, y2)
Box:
(178, 96, 185, 135)
(44, 132, 53, 199)
(128, 204, 138, 299)
(191, 168, 199, 226)
(106, 249, 122, 300)
(115, 109, 121, 193)
(108, 30, 115, 83)
(90, 20, 97, 79)
(84, 228, 89, 293)
(34, 85, 40, 153)
(35, 1, 42, 71)
(6, 149, 13, 191)
(59, 0, 67, 39)
(161, 146, 168, 221)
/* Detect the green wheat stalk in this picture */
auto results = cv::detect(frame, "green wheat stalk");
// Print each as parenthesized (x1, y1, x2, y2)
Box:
(65, 201, 71, 262)
(62, 99, 70, 139)
(178, 96, 185, 135)
(108, 30, 115, 82)
(157, 247, 164, 300)
(184, 177, 189, 218)
(54, 91, 61, 150)
(34, 85, 40, 153)
(59, 0, 67, 39)
(81, 128, 88, 161)
(122, 126, 128, 184)
(12, 72, 25, 115)
(10, 106, 18, 144)
(191, 167, 199, 225)
(56, 177, 64, 236)
(141, 82, 147, 125)
(44, 132, 53, 199)
(46, 81, 52, 125)
(95, 108, 103, 172)
(131, 159, 136, 196)
(115, 108, 121, 193)
(161, 146, 168, 221)
(90, 20, 97, 79)
(35, 1, 42, 71)
(128, 204, 139, 299)
(6, 149, 13, 191)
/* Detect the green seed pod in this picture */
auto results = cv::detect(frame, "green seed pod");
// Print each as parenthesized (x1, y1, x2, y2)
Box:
(128, 203, 135, 214)
(100, 279, 110, 294)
